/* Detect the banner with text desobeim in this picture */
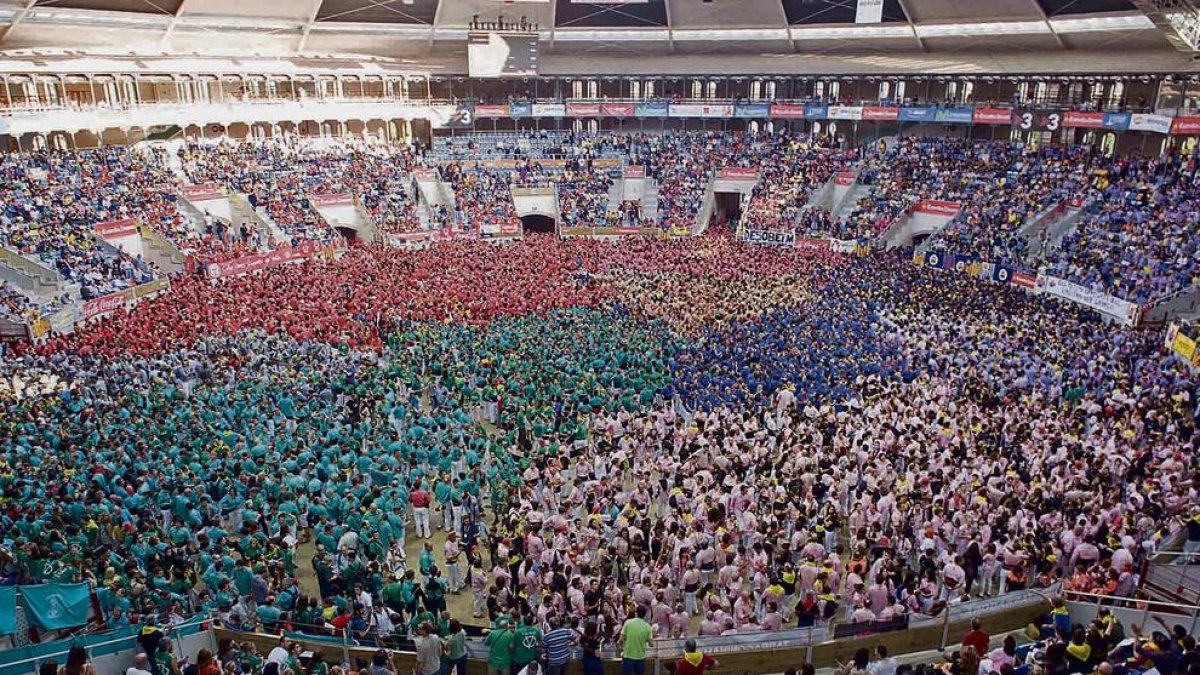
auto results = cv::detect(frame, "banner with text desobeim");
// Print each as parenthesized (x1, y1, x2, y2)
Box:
(19, 583, 91, 631)
(741, 229, 796, 247)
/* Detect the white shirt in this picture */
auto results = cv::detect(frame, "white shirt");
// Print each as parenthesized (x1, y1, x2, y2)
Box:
(127, 667, 152, 675)
(267, 647, 291, 665)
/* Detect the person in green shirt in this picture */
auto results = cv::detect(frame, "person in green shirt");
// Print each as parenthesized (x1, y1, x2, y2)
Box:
(619, 605, 654, 675)
(483, 618, 516, 675)
(512, 614, 543, 675)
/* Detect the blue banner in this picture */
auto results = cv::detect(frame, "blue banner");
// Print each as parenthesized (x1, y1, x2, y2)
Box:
(898, 106, 934, 122)
(924, 251, 951, 270)
(992, 265, 1013, 283)
(733, 102, 771, 118)
(19, 583, 91, 631)
(635, 101, 669, 118)
(0, 587, 14, 635)
(804, 104, 828, 120)
(508, 101, 532, 118)
(1103, 112, 1131, 131)
(934, 106, 975, 124)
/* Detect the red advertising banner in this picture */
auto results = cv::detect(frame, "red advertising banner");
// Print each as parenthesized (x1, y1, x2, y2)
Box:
(600, 103, 635, 118)
(769, 104, 806, 119)
(182, 183, 223, 201)
(972, 108, 1014, 125)
(566, 102, 602, 117)
(205, 241, 328, 280)
(414, 169, 439, 181)
(1067, 196, 1086, 209)
(1171, 116, 1200, 135)
(862, 106, 899, 121)
(914, 200, 961, 217)
(624, 165, 646, 179)
(717, 167, 759, 181)
(1011, 272, 1037, 289)
(94, 218, 139, 240)
(82, 293, 127, 320)
(1063, 111, 1105, 128)
(793, 238, 831, 251)
(613, 227, 642, 235)
(475, 104, 510, 118)
(835, 171, 857, 187)
(311, 193, 354, 208)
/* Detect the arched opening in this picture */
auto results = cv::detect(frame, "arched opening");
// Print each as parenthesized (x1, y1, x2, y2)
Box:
(521, 214, 556, 235)
(335, 226, 359, 244)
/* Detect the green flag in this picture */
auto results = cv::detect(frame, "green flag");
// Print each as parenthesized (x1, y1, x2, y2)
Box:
(0, 586, 15, 635)
(19, 583, 91, 631)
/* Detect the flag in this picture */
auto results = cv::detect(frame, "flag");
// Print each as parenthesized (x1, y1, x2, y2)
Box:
(19, 584, 91, 631)
(0, 587, 16, 635)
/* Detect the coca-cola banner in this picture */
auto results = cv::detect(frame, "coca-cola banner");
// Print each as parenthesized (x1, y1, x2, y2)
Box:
(182, 183, 223, 201)
(311, 193, 354, 207)
(81, 293, 127, 320)
(94, 218, 139, 240)
(913, 200, 961, 217)
(717, 167, 759, 181)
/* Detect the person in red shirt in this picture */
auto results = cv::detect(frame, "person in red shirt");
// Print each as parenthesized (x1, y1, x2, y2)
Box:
(674, 640, 718, 675)
(410, 485, 432, 539)
(961, 618, 990, 656)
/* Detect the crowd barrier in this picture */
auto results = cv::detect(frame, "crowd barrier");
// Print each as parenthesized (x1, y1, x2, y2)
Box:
(217, 588, 1049, 675)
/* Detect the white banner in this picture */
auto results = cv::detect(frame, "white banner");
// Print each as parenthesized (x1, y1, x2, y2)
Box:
(668, 103, 734, 118)
(742, 229, 797, 247)
(531, 103, 565, 118)
(830, 239, 858, 253)
(856, 0, 884, 23)
(1129, 113, 1172, 134)
(827, 105, 864, 121)
(1036, 273, 1142, 326)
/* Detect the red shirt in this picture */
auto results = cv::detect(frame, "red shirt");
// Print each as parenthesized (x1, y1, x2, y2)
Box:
(410, 489, 431, 508)
(962, 629, 990, 656)
(675, 654, 716, 675)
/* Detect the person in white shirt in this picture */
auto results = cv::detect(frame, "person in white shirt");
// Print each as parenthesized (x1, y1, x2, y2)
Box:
(126, 654, 153, 675)
(267, 637, 292, 666)
(867, 646, 898, 675)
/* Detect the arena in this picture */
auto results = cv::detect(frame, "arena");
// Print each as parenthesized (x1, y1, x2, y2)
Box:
(0, 1, 1198, 675)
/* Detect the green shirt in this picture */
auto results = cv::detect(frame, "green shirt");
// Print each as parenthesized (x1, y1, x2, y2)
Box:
(621, 618, 653, 660)
(485, 629, 516, 668)
(513, 625, 543, 664)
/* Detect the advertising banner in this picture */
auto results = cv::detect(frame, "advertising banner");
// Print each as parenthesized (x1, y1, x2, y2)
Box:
(862, 106, 900, 121)
(94, 218, 139, 240)
(804, 104, 829, 120)
(601, 102, 635, 118)
(414, 169, 439, 182)
(669, 103, 734, 118)
(717, 167, 760, 181)
(913, 200, 961, 217)
(624, 165, 646, 179)
(769, 104, 806, 119)
(972, 108, 1013, 125)
(1171, 115, 1200, 135)
(311, 193, 354, 207)
(81, 292, 127, 320)
(566, 102, 601, 117)
(1062, 111, 1129, 130)
(742, 229, 797, 247)
(1011, 271, 1037, 289)
(934, 106, 975, 124)
(827, 105, 864, 121)
(835, 171, 857, 187)
(898, 106, 935, 122)
(635, 101, 669, 118)
(205, 241, 327, 280)
(531, 103, 566, 118)
(475, 104, 510, 118)
(733, 102, 771, 118)
(1036, 273, 1141, 325)
(794, 238, 831, 251)
(508, 101, 533, 117)
(1129, 113, 1172, 134)
(182, 183, 223, 201)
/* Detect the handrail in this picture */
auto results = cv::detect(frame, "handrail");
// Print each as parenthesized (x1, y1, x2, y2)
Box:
(0, 615, 209, 671)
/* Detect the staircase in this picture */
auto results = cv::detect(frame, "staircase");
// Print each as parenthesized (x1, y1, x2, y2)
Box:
(830, 183, 871, 222)
(1143, 287, 1200, 325)
(138, 225, 187, 276)
(691, 177, 717, 235)
(230, 192, 288, 245)
(0, 246, 67, 299)
(1025, 199, 1095, 260)
(644, 179, 661, 223)
(353, 199, 381, 244)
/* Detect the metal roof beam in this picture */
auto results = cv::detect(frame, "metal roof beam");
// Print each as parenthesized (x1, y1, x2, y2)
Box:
(0, 0, 41, 44)
(296, 0, 324, 53)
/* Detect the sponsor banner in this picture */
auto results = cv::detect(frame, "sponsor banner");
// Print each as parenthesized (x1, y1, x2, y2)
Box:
(635, 101, 669, 118)
(1062, 111, 1131, 129)
(509, 101, 533, 117)
(973, 108, 1013, 125)
(81, 292, 127, 320)
(475, 103, 510, 118)
(624, 165, 646, 179)
(804, 104, 829, 120)
(311, 193, 354, 207)
(827, 105, 864, 121)
(600, 102, 635, 118)
(717, 167, 759, 181)
(835, 171, 857, 187)
(669, 103, 734, 118)
(531, 103, 566, 118)
(743, 229, 798, 247)
(899, 106, 935, 122)
(934, 106, 975, 124)
(1011, 272, 1037, 289)
(1129, 113, 1172, 134)
(612, 227, 642, 235)
(914, 200, 961, 217)
(1172, 115, 1200, 135)
(205, 241, 327, 280)
(733, 102, 772, 118)
(769, 103, 806, 119)
(94, 218, 139, 240)
(566, 102, 601, 117)
(793, 238, 829, 251)
(182, 183, 223, 201)
(862, 106, 899, 121)
(1036, 273, 1141, 325)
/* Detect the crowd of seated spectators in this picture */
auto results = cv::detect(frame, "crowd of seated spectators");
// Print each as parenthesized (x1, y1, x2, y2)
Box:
(440, 163, 520, 234)
(742, 134, 853, 232)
